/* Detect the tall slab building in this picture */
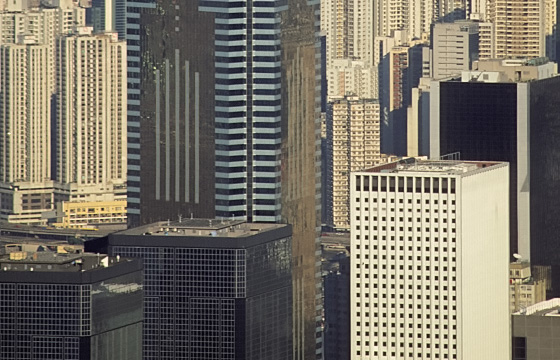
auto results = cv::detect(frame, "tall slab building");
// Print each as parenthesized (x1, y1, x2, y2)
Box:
(56, 28, 127, 204)
(429, 59, 560, 295)
(125, 0, 322, 358)
(350, 160, 510, 360)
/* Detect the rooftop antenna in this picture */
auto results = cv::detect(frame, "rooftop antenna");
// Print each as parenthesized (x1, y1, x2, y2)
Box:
(178, 214, 182, 223)
(513, 253, 522, 262)
(190, 213, 193, 220)
(167, 219, 170, 227)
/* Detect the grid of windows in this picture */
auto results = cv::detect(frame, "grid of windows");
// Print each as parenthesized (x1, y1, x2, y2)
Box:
(0, 264, 143, 360)
(351, 173, 459, 360)
(111, 235, 292, 360)
(0, 284, 86, 359)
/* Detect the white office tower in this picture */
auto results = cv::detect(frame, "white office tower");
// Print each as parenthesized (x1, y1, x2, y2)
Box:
(0, 38, 54, 223)
(350, 159, 510, 360)
(57, 28, 127, 202)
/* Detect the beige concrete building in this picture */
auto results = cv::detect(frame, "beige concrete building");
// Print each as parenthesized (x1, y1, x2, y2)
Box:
(0, 6, 125, 225)
(0, 38, 54, 224)
(331, 97, 381, 230)
(479, 0, 551, 60)
(510, 261, 547, 313)
(56, 28, 127, 204)
(54, 200, 127, 228)
(432, 21, 479, 80)
(0, 5, 86, 93)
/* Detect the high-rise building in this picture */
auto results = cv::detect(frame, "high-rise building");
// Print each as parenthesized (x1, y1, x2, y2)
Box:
(85, 219, 293, 360)
(0, 38, 54, 223)
(324, 256, 350, 360)
(350, 159, 510, 360)
(381, 41, 426, 155)
(477, 0, 557, 60)
(431, 21, 479, 80)
(56, 28, 127, 204)
(429, 58, 559, 268)
(0, 250, 143, 359)
(125, 1, 322, 357)
(89, 0, 126, 38)
(328, 97, 381, 230)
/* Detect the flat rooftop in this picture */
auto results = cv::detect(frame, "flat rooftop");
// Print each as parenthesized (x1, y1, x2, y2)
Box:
(0, 251, 129, 273)
(364, 159, 504, 176)
(118, 219, 287, 238)
(97, 219, 292, 250)
(514, 298, 560, 317)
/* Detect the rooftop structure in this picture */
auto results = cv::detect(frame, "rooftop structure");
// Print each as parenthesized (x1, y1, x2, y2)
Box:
(117, 218, 287, 239)
(462, 58, 557, 83)
(365, 158, 501, 175)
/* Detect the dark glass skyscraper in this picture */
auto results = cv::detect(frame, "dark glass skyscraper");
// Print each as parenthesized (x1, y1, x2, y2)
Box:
(0, 251, 143, 359)
(125, 0, 322, 357)
(430, 69, 560, 295)
(86, 219, 293, 359)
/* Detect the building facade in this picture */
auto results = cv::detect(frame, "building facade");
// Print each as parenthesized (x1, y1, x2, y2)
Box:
(329, 97, 381, 230)
(0, 38, 54, 223)
(510, 261, 547, 313)
(125, 1, 323, 357)
(0, 250, 143, 359)
(56, 28, 127, 204)
(86, 219, 293, 360)
(350, 160, 510, 359)
(428, 60, 560, 286)
(431, 21, 479, 80)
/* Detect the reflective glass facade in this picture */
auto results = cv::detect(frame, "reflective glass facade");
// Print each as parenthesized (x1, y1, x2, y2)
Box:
(105, 225, 292, 359)
(0, 259, 143, 360)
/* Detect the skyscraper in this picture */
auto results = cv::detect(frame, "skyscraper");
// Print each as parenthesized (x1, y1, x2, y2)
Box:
(56, 28, 127, 204)
(429, 58, 559, 267)
(329, 97, 381, 230)
(86, 219, 293, 360)
(0, 38, 54, 223)
(350, 159, 510, 359)
(125, 1, 322, 357)
(0, 250, 143, 359)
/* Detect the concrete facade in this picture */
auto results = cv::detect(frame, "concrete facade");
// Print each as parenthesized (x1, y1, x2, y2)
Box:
(350, 160, 510, 360)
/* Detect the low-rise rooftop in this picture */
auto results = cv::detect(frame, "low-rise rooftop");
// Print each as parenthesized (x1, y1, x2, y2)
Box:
(119, 219, 286, 238)
(364, 159, 504, 176)
(514, 298, 560, 316)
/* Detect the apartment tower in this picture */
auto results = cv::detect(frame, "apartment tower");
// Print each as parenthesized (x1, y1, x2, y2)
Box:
(56, 28, 127, 204)
(329, 97, 381, 230)
(350, 159, 510, 359)
(0, 38, 54, 223)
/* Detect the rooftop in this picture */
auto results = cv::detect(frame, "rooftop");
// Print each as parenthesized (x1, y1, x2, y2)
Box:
(0, 251, 129, 273)
(514, 298, 560, 317)
(117, 219, 287, 238)
(364, 159, 504, 176)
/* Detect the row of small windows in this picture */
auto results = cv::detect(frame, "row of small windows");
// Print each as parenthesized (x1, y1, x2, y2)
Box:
(356, 175, 456, 194)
